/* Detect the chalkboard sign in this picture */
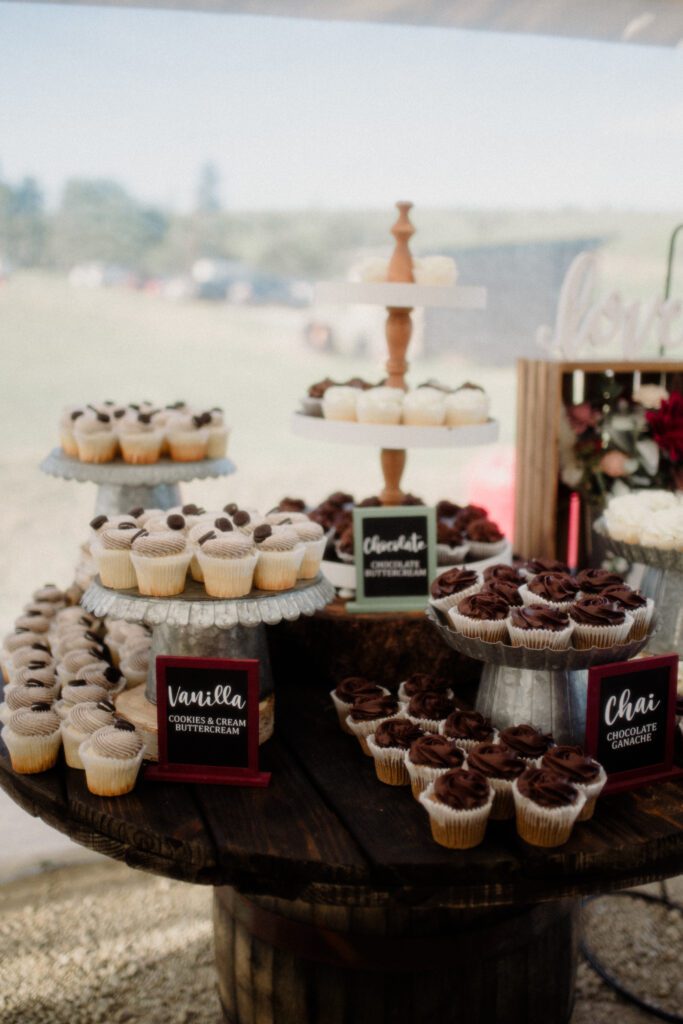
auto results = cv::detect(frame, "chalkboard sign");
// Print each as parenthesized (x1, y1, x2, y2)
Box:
(585, 653, 681, 794)
(145, 655, 270, 787)
(347, 505, 437, 613)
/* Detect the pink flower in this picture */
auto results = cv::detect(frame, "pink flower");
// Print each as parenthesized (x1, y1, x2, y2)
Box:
(566, 402, 601, 435)
(599, 450, 630, 478)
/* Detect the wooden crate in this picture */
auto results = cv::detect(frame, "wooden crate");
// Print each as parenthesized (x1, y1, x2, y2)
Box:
(514, 359, 683, 561)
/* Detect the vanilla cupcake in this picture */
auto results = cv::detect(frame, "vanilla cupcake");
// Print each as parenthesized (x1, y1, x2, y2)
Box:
(14, 612, 51, 634)
(117, 410, 164, 464)
(32, 584, 68, 608)
(166, 412, 210, 462)
(0, 682, 56, 724)
(444, 384, 490, 426)
(291, 519, 326, 579)
(61, 699, 116, 769)
(57, 645, 110, 687)
(88, 513, 137, 541)
(187, 517, 224, 581)
(205, 408, 230, 458)
(131, 530, 191, 597)
(76, 662, 126, 695)
(57, 680, 110, 718)
(2, 703, 62, 773)
(60, 406, 85, 457)
(9, 665, 57, 690)
(74, 407, 118, 463)
(92, 525, 139, 589)
(322, 386, 358, 422)
(8, 647, 53, 675)
(402, 387, 446, 426)
(252, 524, 305, 591)
(3, 630, 49, 657)
(80, 720, 146, 796)
(119, 643, 150, 689)
(356, 386, 403, 425)
(419, 768, 493, 849)
(196, 529, 258, 598)
(144, 512, 190, 534)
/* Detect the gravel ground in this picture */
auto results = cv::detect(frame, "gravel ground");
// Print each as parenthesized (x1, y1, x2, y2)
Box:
(1, 862, 682, 1024)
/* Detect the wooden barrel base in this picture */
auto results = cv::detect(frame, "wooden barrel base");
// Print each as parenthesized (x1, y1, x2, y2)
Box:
(214, 887, 578, 1024)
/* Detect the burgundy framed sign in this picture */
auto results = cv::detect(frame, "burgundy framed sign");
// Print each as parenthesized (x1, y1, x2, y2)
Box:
(145, 655, 270, 787)
(585, 653, 682, 794)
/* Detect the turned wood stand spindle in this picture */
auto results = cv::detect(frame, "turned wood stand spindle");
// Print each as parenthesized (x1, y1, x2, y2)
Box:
(381, 201, 415, 506)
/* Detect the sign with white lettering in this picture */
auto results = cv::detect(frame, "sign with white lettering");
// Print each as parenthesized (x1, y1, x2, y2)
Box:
(145, 656, 270, 786)
(585, 654, 680, 793)
(347, 505, 436, 613)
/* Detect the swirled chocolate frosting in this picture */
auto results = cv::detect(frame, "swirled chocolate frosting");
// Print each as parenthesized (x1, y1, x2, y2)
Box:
(430, 568, 478, 599)
(483, 564, 524, 585)
(528, 572, 579, 603)
(599, 585, 647, 611)
(523, 557, 569, 575)
(481, 579, 522, 606)
(499, 724, 554, 758)
(402, 673, 451, 697)
(467, 742, 526, 780)
(467, 519, 503, 543)
(432, 767, 490, 809)
(569, 596, 626, 626)
(409, 734, 465, 768)
(442, 710, 494, 742)
(373, 718, 424, 750)
(453, 505, 488, 529)
(541, 745, 602, 783)
(509, 605, 570, 632)
(516, 767, 578, 808)
(575, 568, 624, 594)
(334, 677, 383, 703)
(348, 694, 399, 723)
(407, 691, 456, 721)
(456, 593, 508, 621)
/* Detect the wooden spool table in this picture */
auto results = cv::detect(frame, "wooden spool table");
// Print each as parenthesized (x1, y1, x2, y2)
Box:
(3, 678, 683, 1024)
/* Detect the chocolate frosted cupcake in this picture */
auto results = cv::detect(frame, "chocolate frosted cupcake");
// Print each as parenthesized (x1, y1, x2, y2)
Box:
(541, 745, 606, 820)
(575, 568, 624, 594)
(330, 677, 388, 733)
(499, 724, 554, 762)
(483, 564, 524, 585)
(436, 521, 470, 566)
(80, 719, 146, 796)
(448, 592, 509, 643)
(429, 567, 480, 613)
(600, 584, 654, 641)
(346, 693, 400, 755)
(520, 557, 569, 581)
(419, 768, 493, 849)
(367, 718, 424, 786)
(467, 742, 526, 819)
(397, 672, 452, 703)
(2, 703, 62, 773)
(465, 518, 506, 559)
(440, 709, 495, 752)
(405, 691, 458, 732)
(405, 733, 465, 797)
(508, 604, 574, 651)
(569, 596, 632, 650)
(513, 767, 585, 847)
(520, 572, 580, 611)
(481, 579, 522, 606)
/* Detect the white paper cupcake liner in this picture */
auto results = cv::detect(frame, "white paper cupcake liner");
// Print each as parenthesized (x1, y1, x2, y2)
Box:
(61, 723, 91, 769)
(189, 552, 204, 583)
(519, 584, 577, 612)
(507, 621, 575, 651)
(512, 782, 586, 847)
(402, 408, 446, 427)
(334, 542, 356, 564)
(167, 430, 209, 462)
(79, 737, 145, 796)
(299, 536, 327, 580)
(1, 724, 62, 773)
(483, 775, 517, 820)
(466, 538, 507, 560)
(198, 552, 258, 598)
(329, 687, 390, 733)
(120, 664, 148, 689)
(404, 712, 451, 734)
(119, 431, 164, 464)
(447, 608, 509, 643)
(436, 542, 471, 566)
(94, 547, 137, 590)
(206, 427, 229, 459)
(628, 600, 654, 642)
(405, 757, 456, 798)
(398, 682, 454, 704)
(576, 767, 608, 821)
(253, 545, 305, 591)
(437, 723, 499, 753)
(366, 734, 411, 785)
(418, 782, 493, 849)
(131, 552, 191, 597)
(74, 432, 118, 463)
(346, 711, 402, 755)
(571, 613, 633, 651)
(428, 577, 481, 615)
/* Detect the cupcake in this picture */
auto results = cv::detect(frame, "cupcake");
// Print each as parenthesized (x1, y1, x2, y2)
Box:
(508, 604, 574, 651)
(196, 530, 258, 598)
(448, 592, 509, 643)
(513, 767, 586, 847)
(367, 718, 424, 786)
(346, 693, 400, 755)
(166, 412, 210, 461)
(3, 630, 47, 657)
(436, 521, 470, 566)
(92, 525, 139, 590)
(453, 504, 488, 530)
(0, 682, 56, 724)
(145, 512, 189, 534)
(405, 733, 465, 797)
(429, 567, 481, 614)
(59, 406, 84, 457)
(8, 648, 53, 676)
(57, 646, 110, 687)
(520, 557, 569, 581)
(14, 612, 51, 634)
(290, 519, 326, 579)
(322, 386, 358, 422)
(335, 526, 355, 564)
(80, 719, 146, 796)
(466, 518, 506, 559)
(205, 408, 230, 458)
(252, 524, 304, 592)
(404, 691, 458, 733)
(61, 699, 117, 769)
(117, 410, 164, 464)
(575, 568, 625, 595)
(9, 664, 57, 690)
(131, 530, 191, 597)
(330, 677, 388, 733)
(73, 407, 118, 463)
(119, 644, 150, 689)
(76, 662, 126, 695)
(397, 672, 452, 703)
(57, 680, 110, 718)
(520, 572, 580, 611)
(2, 703, 62, 773)
(599, 584, 654, 641)
(444, 384, 490, 426)
(419, 768, 493, 849)
(402, 388, 446, 427)
(499, 724, 554, 762)
(480, 579, 522, 606)
(541, 745, 607, 821)
(356, 387, 403, 425)
(482, 564, 524, 586)
(32, 584, 68, 607)
(569, 596, 633, 650)
(466, 742, 526, 819)
(440, 709, 495, 752)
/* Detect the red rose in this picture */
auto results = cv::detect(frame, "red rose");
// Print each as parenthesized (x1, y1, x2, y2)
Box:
(646, 392, 683, 464)
(566, 402, 601, 435)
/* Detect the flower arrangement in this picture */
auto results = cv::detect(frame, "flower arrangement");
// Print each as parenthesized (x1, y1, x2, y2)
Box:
(559, 377, 681, 508)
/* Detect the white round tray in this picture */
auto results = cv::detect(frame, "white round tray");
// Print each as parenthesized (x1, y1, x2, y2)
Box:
(40, 448, 236, 486)
(291, 413, 499, 449)
(315, 281, 487, 310)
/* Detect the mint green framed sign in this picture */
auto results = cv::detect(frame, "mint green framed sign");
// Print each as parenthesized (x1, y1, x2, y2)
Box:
(347, 505, 437, 613)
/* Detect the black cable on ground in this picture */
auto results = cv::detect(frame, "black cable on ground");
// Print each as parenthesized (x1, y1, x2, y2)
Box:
(581, 890, 683, 1024)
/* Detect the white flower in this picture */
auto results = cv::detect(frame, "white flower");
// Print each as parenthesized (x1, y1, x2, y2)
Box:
(350, 257, 389, 283)
(636, 439, 660, 476)
(633, 384, 669, 410)
(413, 256, 458, 286)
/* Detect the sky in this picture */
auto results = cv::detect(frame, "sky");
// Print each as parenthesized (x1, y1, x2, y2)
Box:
(1, 3, 683, 211)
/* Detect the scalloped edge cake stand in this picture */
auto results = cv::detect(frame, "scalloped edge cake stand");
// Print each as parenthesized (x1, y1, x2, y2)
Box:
(426, 606, 654, 745)
(594, 517, 683, 657)
(41, 448, 237, 516)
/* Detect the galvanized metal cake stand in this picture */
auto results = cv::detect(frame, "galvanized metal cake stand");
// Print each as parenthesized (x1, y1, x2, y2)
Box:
(594, 517, 683, 657)
(41, 448, 236, 516)
(426, 606, 653, 745)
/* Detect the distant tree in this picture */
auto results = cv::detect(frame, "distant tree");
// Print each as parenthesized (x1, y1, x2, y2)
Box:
(196, 162, 222, 214)
(0, 176, 46, 266)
